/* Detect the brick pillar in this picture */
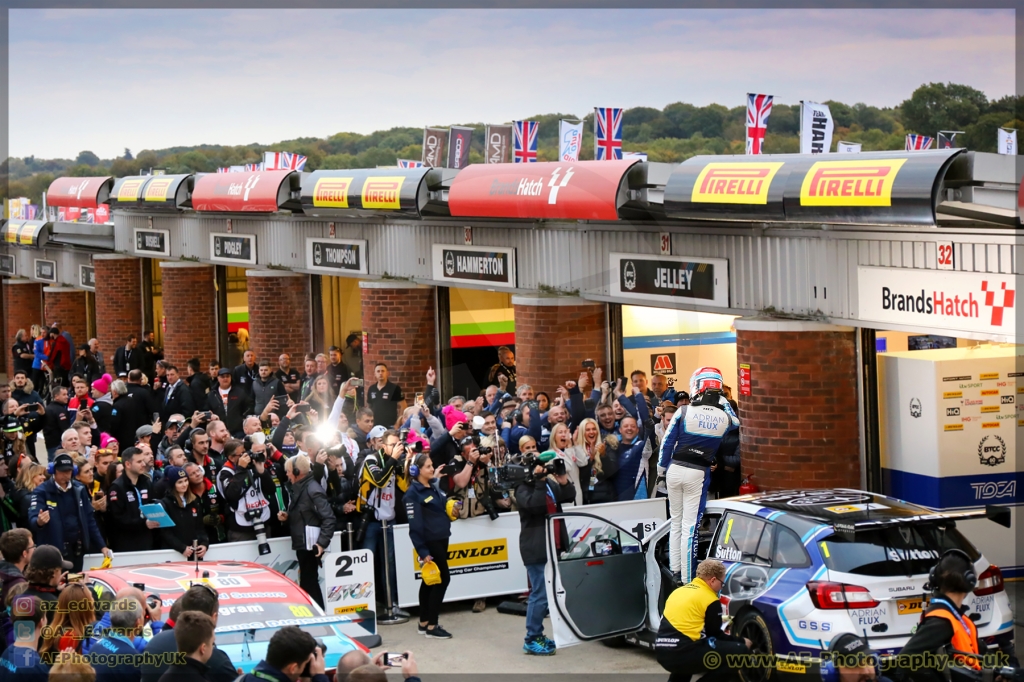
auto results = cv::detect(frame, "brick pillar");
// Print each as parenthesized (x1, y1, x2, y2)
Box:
(512, 296, 608, 395)
(735, 318, 860, 491)
(160, 262, 217, 368)
(360, 281, 436, 390)
(3, 280, 43, 376)
(43, 287, 88, 350)
(94, 255, 143, 361)
(247, 271, 312, 362)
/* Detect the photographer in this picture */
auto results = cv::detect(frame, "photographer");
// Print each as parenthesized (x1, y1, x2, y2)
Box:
(237, 626, 327, 682)
(281, 455, 334, 609)
(218, 439, 276, 544)
(515, 450, 575, 656)
(404, 453, 455, 639)
(448, 437, 500, 521)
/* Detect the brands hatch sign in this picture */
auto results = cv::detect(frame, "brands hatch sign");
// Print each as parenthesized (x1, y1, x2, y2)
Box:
(609, 253, 730, 308)
(858, 266, 1016, 337)
(431, 244, 517, 289)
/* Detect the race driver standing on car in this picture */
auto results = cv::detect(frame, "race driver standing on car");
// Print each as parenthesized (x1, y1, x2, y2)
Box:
(655, 559, 750, 682)
(658, 367, 738, 584)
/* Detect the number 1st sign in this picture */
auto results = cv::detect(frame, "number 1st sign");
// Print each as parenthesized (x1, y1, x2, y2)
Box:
(323, 548, 376, 634)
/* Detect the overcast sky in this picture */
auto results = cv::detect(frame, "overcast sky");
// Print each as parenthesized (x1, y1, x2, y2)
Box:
(9, 8, 1015, 159)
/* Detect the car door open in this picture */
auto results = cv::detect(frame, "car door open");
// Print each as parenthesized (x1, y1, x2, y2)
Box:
(546, 512, 647, 648)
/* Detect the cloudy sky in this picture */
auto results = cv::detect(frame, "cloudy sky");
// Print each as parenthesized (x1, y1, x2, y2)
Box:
(9, 8, 1015, 159)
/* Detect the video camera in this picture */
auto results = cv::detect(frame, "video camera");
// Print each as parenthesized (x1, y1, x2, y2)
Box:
(488, 451, 566, 492)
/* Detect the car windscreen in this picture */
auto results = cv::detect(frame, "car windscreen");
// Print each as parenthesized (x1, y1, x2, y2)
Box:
(819, 523, 980, 577)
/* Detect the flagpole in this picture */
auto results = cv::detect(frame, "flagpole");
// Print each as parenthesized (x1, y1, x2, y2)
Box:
(799, 101, 804, 154)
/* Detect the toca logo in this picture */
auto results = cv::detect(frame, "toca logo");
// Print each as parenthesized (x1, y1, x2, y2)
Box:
(800, 159, 907, 207)
(361, 177, 404, 210)
(691, 162, 784, 205)
(117, 178, 145, 202)
(144, 178, 174, 202)
(312, 177, 353, 208)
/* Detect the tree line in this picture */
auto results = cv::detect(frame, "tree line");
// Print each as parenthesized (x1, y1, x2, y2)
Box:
(4, 82, 1021, 206)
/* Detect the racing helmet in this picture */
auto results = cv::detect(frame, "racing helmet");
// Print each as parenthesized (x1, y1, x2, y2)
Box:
(689, 367, 724, 397)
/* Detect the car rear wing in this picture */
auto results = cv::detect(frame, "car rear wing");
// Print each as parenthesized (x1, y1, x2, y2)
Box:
(833, 505, 1010, 539)
(215, 614, 354, 634)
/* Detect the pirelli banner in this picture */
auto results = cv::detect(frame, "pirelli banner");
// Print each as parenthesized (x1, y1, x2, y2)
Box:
(3, 221, 50, 248)
(111, 174, 192, 210)
(300, 168, 450, 218)
(664, 149, 964, 226)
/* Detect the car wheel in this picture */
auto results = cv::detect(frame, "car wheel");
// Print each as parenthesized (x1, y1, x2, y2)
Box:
(734, 609, 774, 682)
(600, 636, 630, 649)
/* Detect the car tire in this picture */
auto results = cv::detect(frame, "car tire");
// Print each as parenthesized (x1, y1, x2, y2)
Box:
(600, 636, 630, 649)
(733, 609, 774, 682)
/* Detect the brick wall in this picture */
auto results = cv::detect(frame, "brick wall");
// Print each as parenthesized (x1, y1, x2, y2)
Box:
(161, 263, 217, 368)
(3, 280, 43, 376)
(247, 272, 312, 362)
(513, 298, 608, 395)
(43, 288, 88, 351)
(94, 256, 142, 359)
(360, 283, 436, 392)
(736, 324, 860, 491)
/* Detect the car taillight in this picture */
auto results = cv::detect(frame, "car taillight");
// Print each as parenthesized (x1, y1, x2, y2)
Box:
(807, 581, 880, 610)
(974, 565, 1004, 596)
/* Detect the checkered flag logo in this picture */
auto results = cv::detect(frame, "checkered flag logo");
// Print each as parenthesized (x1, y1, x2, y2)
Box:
(981, 280, 1015, 326)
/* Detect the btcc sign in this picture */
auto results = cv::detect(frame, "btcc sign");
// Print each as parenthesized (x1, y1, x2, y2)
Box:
(312, 177, 353, 209)
(800, 159, 907, 207)
(362, 177, 404, 210)
(690, 162, 784, 205)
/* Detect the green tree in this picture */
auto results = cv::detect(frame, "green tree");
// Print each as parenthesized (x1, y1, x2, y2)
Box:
(900, 82, 988, 136)
(75, 150, 100, 166)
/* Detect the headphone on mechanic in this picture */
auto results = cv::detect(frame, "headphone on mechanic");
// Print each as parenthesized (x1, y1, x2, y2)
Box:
(820, 633, 879, 682)
(926, 548, 977, 593)
(409, 453, 430, 479)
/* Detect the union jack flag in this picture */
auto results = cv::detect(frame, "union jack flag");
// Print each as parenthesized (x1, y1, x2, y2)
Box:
(244, 163, 264, 172)
(264, 152, 308, 171)
(745, 93, 774, 155)
(906, 134, 934, 151)
(594, 107, 624, 160)
(513, 120, 538, 163)
(398, 159, 425, 169)
(217, 167, 229, 173)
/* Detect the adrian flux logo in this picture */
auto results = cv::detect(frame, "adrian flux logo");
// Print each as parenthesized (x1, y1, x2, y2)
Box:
(981, 281, 1015, 326)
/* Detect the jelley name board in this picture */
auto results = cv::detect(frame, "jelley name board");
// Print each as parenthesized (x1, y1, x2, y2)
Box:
(431, 244, 516, 288)
(306, 238, 368, 275)
(858, 266, 1016, 338)
(210, 233, 256, 265)
(609, 253, 730, 308)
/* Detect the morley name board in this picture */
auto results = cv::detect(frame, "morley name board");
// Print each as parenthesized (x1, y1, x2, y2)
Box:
(609, 253, 730, 308)
(210, 233, 256, 265)
(432, 244, 517, 289)
(306, 238, 368, 275)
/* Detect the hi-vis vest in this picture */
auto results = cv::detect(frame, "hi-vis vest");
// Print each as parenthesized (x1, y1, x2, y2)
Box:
(925, 604, 980, 670)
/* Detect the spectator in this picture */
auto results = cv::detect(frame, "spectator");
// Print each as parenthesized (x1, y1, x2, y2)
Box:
(11, 331, 34, 378)
(207, 370, 251, 436)
(107, 447, 159, 552)
(155, 418, 184, 462)
(281, 455, 334, 609)
(156, 367, 193, 424)
(184, 462, 225, 546)
(48, 653, 97, 682)
(535, 393, 550, 413)
(0, 529, 32, 655)
(275, 354, 301, 402)
(298, 358, 318, 401)
(158, 467, 208, 559)
(89, 339, 105, 376)
(567, 418, 601, 506)
(42, 387, 72, 456)
(232, 350, 258, 396)
(40, 582, 97, 655)
(28, 453, 109, 572)
(156, 612, 216, 682)
(73, 456, 106, 524)
(70, 346, 101, 388)
(12, 466, 46, 533)
(204, 421, 230, 467)
(139, 330, 163, 383)
(405, 453, 454, 638)
(0, 460, 15, 534)
(46, 328, 72, 388)
(252, 361, 286, 420)
(365, 363, 405, 429)
(109, 380, 150, 454)
(326, 346, 350, 398)
(112, 335, 137, 377)
(342, 333, 362, 379)
(549, 423, 587, 507)
(236, 626, 326, 682)
(22, 546, 71, 608)
(88, 375, 115, 435)
(185, 359, 211, 411)
(487, 346, 516, 394)
(0, 595, 48, 679)
(650, 373, 676, 404)
(125, 371, 158, 420)
(306, 377, 331, 423)
(88, 596, 144, 682)
(217, 441, 274, 543)
(141, 585, 235, 682)
(30, 326, 49, 394)
(183, 425, 217, 483)
(11, 372, 43, 407)
(67, 378, 94, 422)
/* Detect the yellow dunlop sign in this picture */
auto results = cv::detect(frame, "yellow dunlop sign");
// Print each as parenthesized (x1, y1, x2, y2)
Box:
(981, 406, 1001, 413)
(944, 424, 963, 432)
(413, 538, 509, 577)
(800, 159, 907, 207)
(943, 391, 962, 399)
(980, 373, 1000, 380)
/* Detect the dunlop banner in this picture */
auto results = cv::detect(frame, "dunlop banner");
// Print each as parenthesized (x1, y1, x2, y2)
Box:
(301, 168, 435, 217)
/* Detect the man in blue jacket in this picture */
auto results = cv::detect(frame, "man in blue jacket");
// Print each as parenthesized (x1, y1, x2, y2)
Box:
(89, 596, 144, 682)
(28, 453, 110, 572)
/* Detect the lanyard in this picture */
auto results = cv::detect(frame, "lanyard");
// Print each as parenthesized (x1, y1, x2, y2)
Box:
(931, 597, 971, 632)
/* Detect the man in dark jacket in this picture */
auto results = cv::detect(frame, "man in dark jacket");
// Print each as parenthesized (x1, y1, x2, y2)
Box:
(28, 453, 110, 571)
(252, 360, 286, 418)
(107, 447, 160, 552)
(232, 350, 258, 397)
(0, 529, 32, 656)
(208, 369, 252, 436)
(142, 586, 237, 682)
(126, 369, 159, 418)
(282, 455, 335, 608)
(514, 453, 575, 656)
(237, 626, 328, 682)
(186, 358, 212, 411)
(111, 379, 152, 453)
(113, 335, 138, 377)
(156, 365, 195, 424)
(42, 385, 73, 454)
(156, 611, 216, 682)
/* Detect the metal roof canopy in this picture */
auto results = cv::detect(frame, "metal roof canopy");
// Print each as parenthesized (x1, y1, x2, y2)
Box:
(3, 220, 50, 248)
(111, 174, 193, 211)
(45, 176, 114, 209)
(300, 167, 456, 218)
(191, 171, 301, 212)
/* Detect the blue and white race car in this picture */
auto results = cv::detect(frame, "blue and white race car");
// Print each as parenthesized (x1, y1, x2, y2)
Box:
(546, 488, 1014, 680)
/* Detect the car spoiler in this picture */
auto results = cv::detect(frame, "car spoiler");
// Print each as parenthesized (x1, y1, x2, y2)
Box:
(215, 614, 355, 634)
(833, 505, 1011, 539)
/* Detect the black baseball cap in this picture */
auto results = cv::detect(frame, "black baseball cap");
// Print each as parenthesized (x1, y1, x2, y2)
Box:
(52, 453, 74, 472)
(217, 368, 232, 376)
(30, 545, 73, 572)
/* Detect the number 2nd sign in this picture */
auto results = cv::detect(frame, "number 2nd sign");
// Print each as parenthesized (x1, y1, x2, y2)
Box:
(937, 241, 954, 271)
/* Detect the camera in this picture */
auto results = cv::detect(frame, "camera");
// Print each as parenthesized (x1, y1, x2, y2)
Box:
(244, 508, 271, 556)
(477, 445, 493, 456)
(301, 641, 329, 678)
(250, 450, 266, 463)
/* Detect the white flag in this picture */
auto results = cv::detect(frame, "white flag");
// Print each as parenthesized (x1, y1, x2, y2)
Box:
(623, 151, 648, 161)
(800, 101, 834, 154)
(837, 141, 862, 153)
(558, 120, 584, 162)
(998, 128, 1017, 155)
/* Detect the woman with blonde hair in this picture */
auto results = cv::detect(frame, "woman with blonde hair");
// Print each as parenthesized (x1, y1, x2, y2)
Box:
(12, 463, 46, 529)
(40, 583, 98, 655)
(549, 423, 587, 507)
(588, 434, 623, 505)
(568, 418, 603, 506)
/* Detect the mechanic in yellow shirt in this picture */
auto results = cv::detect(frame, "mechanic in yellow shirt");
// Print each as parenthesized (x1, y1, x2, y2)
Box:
(655, 559, 751, 682)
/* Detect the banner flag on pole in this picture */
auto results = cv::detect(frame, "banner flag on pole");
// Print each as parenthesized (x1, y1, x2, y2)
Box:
(421, 127, 448, 167)
(594, 107, 623, 160)
(997, 128, 1017, 155)
(264, 152, 306, 171)
(905, 134, 933, 151)
(799, 101, 834, 154)
(447, 127, 474, 169)
(398, 159, 425, 168)
(745, 93, 773, 155)
(623, 151, 648, 161)
(513, 121, 538, 163)
(937, 133, 956, 149)
(836, 141, 862, 153)
(484, 125, 512, 164)
(558, 120, 584, 162)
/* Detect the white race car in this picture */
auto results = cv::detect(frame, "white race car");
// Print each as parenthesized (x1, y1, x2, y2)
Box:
(545, 488, 1014, 680)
